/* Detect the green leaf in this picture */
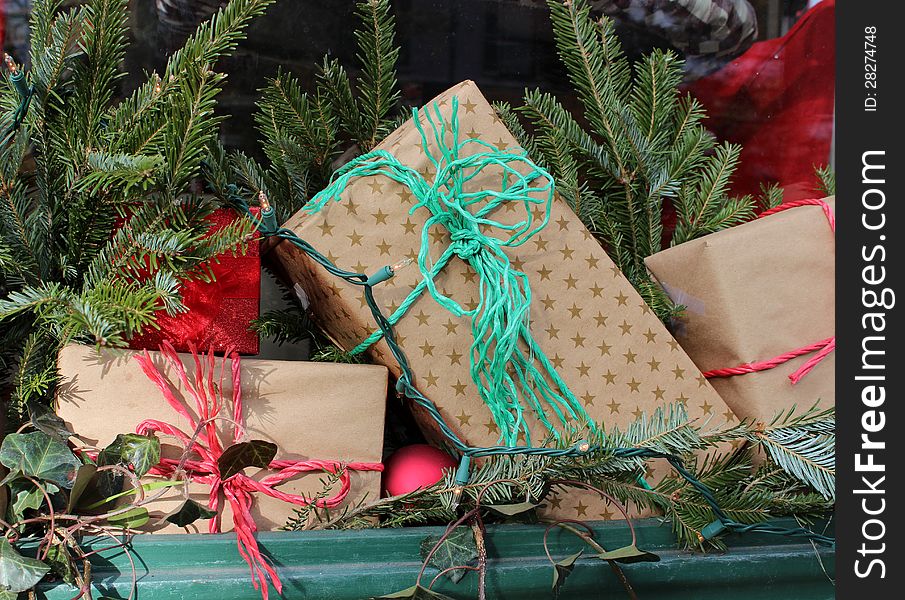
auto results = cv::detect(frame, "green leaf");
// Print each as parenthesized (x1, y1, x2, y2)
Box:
(8, 479, 59, 522)
(419, 526, 477, 584)
(98, 434, 161, 478)
(107, 507, 150, 529)
(0, 431, 81, 489)
(45, 543, 78, 586)
(165, 499, 218, 527)
(486, 501, 538, 516)
(0, 537, 51, 593)
(28, 403, 73, 441)
(373, 585, 456, 599)
(67, 464, 98, 512)
(217, 440, 277, 480)
(596, 544, 660, 564)
(84, 479, 181, 511)
(552, 550, 582, 598)
(96, 433, 161, 498)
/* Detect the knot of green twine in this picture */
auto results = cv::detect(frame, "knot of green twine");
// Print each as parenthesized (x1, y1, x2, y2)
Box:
(303, 97, 594, 446)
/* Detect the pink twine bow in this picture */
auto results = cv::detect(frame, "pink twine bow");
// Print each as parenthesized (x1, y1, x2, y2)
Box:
(703, 198, 835, 384)
(133, 342, 384, 599)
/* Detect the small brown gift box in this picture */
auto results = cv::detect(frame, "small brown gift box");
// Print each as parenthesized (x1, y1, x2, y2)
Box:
(645, 197, 835, 423)
(271, 80, 734, 520)
(56, 344, 388, 532)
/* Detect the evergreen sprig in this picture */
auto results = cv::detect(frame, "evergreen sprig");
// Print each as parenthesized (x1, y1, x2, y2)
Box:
(220, 0, 402, 222)
(497, 0, 758, 321)
(0, 0, 272, 424)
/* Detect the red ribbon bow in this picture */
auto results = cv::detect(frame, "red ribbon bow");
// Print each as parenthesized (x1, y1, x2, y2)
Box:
(703, 198, 835, 384)
(133, 342, 384, 599)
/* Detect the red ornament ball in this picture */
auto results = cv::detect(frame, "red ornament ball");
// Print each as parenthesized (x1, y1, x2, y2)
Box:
(382, 444, 458, 496)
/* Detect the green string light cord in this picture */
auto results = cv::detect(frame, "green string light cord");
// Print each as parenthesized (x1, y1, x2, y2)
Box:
(240, 102, 834, 548)
(2, 54, 35, 144)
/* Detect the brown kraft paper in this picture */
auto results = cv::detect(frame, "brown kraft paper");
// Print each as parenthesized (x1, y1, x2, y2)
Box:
(271, 80, 735, 520)
(645, 197, 835, 424)
(56, 344, 388, 532)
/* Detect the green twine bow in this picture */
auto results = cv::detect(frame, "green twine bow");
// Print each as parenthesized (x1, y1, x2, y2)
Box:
(304, 97, 594, 446)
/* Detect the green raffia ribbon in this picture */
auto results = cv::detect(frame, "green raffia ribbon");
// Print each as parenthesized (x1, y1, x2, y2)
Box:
(303, 97, 594, 446)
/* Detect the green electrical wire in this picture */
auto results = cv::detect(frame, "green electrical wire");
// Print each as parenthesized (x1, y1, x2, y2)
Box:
(235, 102, 836, 548)
(2, 54, 34, 144)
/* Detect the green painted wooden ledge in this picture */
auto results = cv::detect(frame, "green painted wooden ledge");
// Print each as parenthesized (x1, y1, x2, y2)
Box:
(34, 518, 834, 599)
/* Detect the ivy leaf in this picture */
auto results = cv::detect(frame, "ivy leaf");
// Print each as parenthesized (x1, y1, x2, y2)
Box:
(45, 544, 78, 586)
(552, 550, 582, 598)
(165, 499, 218, 527)
(67, 464, 98, 512)
(419, 526, 477, 584)
(486, 501, 538, 516)
(8, 479, 59, 522)
(0, 431, 81, 488)
(596, 544, 660, 564)
(373, 585, 456, 599)
(0, 537, 51, 593)
(98, 434, 161, 478)
(107, 507, 150, 529)
(28, 403, 72, 441)
(217, 440, 277, 480)
(96, 434, 160, 498)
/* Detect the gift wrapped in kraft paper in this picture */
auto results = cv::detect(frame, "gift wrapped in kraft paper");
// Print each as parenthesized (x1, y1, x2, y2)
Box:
(270, 80, 735, 520)
(56, 344, 387, 533)
(645, 197, 835, 423)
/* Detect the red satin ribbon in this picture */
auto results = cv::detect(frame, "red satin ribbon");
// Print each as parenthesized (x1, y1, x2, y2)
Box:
(133, 343, 384, 599)
(703, 198, 835, 384)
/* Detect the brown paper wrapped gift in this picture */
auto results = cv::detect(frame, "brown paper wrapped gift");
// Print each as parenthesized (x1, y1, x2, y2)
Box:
(271, 80, 734, 520)
(645, 197, 835, 423)
(56, 344, 387, 532)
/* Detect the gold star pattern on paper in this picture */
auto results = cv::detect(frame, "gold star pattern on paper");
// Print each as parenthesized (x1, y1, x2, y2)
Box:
(376, 239, 393, 256)
(626, 378, 641, 392)
(537, 265, 553, 281)
(614, 292, 629, 306)
(652, 386, 666, 400)
(618, 320, 633, 335)
(429, 229, 447, 245)
(563, 274, 579, 289)
(607, 399, 621, 414)
(597, 340, 612, 356)
(368, 180, 384, 194)
(559, 245, 574, 260)
(574, 501, 588, 517)
(484, 420, 500, 435)
(571, 332, 586, 348)
(344, 199, 359, 215)
(511, 257, 526, 272)
(398, 189, 415, 204)
(372, 209, 390, 225)
(419, 340, 435, 356)
(603, 370, 617, 385)
(623, 349, 636, 364)
(585, 255, 600, 269)
(443, 319, 459, 335)
(493, 137, 509, 150)
(533, 237, 549, 252)
(551, 354, 565, 369)
(466, 127, 480, 139)
(545, 324, 560, 339)
(318, 221, 334, 236)
(697, 375, 709, 388)
(567, 303, 582, 319)
(589, 283, 604, 298)
(352, 261, 368, 275)
(447, 349, 463, 366)
(452, 380, 468, 396)
(594, 312, 608, 327)
(675, 393, 689, 405)
(672, 366, 686, 380)
(462, 98, 478, 113)
(460, 269, 478, 284)
(348, 230, 364, 246)
(556, 216, 570, 231)
(541, 295, 556, 311)
(576, 362, 591, 377)
(414, 310, 431, 326)
(643, 329, 657, 343)
(402, 218, 417, 234)
(580, 391, 595, 407)
(723, 408, 737, 422)
(424, 371, 439, 388)
(701, 399, 713, 414)
(667, 340, 680, 351)
(456, 411, 472, 426)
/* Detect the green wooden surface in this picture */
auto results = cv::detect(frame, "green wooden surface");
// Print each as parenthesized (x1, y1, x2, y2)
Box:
(34, 518, 834, 599)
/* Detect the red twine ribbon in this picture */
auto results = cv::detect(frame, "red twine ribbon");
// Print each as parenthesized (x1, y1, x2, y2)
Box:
(702, 198, 835, 384)
(133, 342, 384, 599)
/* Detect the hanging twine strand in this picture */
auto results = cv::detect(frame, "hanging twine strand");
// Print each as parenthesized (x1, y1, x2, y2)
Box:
(303, 97, 593, 446)
(134, 342, 384, 600)
(703, 198, 835, 383)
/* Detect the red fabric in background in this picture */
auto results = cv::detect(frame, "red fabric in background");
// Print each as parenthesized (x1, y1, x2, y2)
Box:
(0, 0, 6, 49)
(685, 0, 835, 201)
(128, 209, 261, 355)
